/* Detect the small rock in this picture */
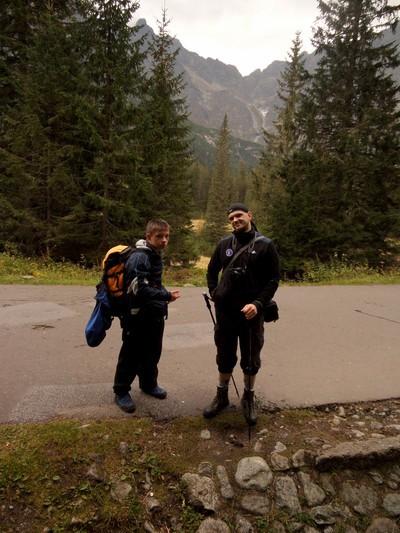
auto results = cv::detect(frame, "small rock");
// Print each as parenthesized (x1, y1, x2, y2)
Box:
(389, 470, 400, 483)
(274, 441, 287, 453)
(70, 517, 85, 525)
(86, 463, 105, 482)
(144, 521, 158, 533)
(200, 429, 211, 440)
(366, 517, 399, 532)
(369, 470, 384, 484)
(275, 476, 301, 514)
(216, 465, 234, 500)
(110, 481, 132, 502)
(290, 522, 304, 532)
(240, 493, 269, 515)
(181, 473, 219, 513)
(292, 449, 307, 467)
(119, 442, 129, 455)
(383, 493, 400, 517)
(350, 429, 365, 438)
(319, 473, 336, 496)
(370, 421, 384, 430)
(228, 434, 244, 447)
(341, 482, 378, 515)
(271, 522, 286, 533)
(198, 462, 213, 477)
(306, 436, 326, 446)
(235, 515, 254, 533)
(338, 406, 346, 417)
(270, 452, 290, 471)
(144, 496, 161, 513)
(332, 416, 341, 426)
(310, 505, 343, 525)
(196, 517, 230, 532)
(298, 472, 326, 506)
(253, 439, 265, 453)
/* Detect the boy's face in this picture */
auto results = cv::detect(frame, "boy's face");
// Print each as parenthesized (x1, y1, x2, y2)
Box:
(147, 228, 170, 250)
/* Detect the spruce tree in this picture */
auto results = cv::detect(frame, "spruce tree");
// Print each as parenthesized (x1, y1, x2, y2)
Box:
(71, 0, 148, 257)
(139, 10, 195, 264)
(253, 34, 309, 266)
(0, 2, 87, 256)
(301, 0, 400, 264)
(203, 114, 232, 247)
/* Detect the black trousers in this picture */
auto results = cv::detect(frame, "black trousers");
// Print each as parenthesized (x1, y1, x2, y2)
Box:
(113, 314, 165, 395)
(214, 307, 264, 376)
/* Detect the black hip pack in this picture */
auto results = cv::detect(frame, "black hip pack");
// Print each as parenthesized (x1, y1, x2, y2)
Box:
(263, 299, 279, 323)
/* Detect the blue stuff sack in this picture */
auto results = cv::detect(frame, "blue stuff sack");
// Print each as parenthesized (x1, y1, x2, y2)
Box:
(85, 283, 113, 347)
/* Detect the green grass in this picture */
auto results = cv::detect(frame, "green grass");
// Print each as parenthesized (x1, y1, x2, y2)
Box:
(298, 258, 400, 285)
(0, 252, 399, 286)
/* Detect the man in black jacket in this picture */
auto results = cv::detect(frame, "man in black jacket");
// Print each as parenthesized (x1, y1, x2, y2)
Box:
(113, 219, 180, 413)
(203, 203, 279, 425)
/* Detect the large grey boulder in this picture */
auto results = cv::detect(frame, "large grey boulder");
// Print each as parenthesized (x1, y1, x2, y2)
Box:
(341, 482, 378, 515)
(316, 436, 400, 471)
(235, 457, 273, 491)
(182, 473, 219, 513)
(274, 476, 301, 514)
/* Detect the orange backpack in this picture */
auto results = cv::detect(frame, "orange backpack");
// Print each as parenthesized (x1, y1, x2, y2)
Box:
(101, 245, 134, 310)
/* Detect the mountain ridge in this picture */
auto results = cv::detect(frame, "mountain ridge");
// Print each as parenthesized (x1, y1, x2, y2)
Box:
(137, 19, 399, 146)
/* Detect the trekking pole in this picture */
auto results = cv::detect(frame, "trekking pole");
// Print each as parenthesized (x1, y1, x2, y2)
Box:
(246, 328, 253, 444)
(202, 293, 240, 399)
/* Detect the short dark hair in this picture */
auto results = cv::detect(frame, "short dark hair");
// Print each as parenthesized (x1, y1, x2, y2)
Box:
(227, 202, 249, 215)
(146, 219, 170, 236)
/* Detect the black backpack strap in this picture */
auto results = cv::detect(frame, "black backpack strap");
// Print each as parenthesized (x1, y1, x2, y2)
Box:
(222, 235, 264, 276)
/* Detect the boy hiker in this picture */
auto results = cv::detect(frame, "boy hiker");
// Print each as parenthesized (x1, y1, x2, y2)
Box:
(114, 219, 180, 413)
(203, 203, 280, 425)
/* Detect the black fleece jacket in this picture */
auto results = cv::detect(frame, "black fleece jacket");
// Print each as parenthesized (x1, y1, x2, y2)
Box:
(124, 242, 171, 317)
(207, 229, 280, 313)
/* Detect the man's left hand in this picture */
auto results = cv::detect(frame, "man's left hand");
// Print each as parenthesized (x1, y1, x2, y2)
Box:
(241, 303, 258, 320)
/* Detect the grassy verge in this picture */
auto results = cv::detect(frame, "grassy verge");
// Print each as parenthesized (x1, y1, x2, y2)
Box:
(0, 252, 399, 286)
(1, 402, 396, 533)
(295, 259, 400, 285)
(0, 414, 270, 532)
(0, 409, 340, 533)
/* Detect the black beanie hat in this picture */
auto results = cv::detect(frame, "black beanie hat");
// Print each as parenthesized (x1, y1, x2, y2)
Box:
(227, 202, 249, 215)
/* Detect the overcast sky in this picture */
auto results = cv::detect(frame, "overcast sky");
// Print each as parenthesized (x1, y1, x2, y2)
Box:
(134, 0, 321, 76)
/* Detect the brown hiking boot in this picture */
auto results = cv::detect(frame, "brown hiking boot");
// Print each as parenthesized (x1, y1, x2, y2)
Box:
(203, 387, 229, 418)
(241, 389, 257, 426)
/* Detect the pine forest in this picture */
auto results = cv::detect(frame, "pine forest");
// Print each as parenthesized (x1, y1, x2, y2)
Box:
(0, 0, 399, 273)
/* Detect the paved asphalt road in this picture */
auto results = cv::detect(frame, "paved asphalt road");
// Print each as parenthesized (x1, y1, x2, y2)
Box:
(0, 284, 399, 423)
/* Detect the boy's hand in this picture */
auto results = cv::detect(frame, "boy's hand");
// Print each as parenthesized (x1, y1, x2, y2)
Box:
(169, 290, 181, 302)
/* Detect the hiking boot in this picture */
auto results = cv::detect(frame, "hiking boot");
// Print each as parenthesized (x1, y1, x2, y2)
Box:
(115, 393, 136, 413)
(241, 389, 257, 426)
(141, 385, 167, 399)
(203, 387, 229, 418)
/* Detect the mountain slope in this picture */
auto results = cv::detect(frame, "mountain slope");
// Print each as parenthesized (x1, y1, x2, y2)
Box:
(137, 20, 399, 146)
